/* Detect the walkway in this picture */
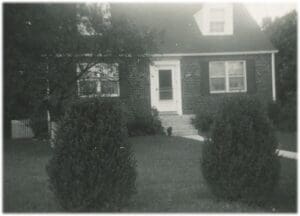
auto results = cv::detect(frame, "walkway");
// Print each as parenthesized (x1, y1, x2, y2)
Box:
(182, 135, 297, 160)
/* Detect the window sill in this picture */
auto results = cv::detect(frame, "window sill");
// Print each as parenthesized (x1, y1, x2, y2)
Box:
(78, 94, 120, 98)
(210, 90, 247, 94)
(203, 32, 233, 36)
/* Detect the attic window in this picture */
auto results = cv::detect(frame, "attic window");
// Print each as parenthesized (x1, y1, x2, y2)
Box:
(209, 8, 225, 33)
(193, 4, 233, 36)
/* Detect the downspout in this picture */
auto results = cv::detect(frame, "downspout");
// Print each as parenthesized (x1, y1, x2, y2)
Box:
(271, 52, 276, 101)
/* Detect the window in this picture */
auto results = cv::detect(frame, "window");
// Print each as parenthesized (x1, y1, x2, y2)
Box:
(209, 8, 225, 33)
(77, 63, 119, 97)
(159, 69, 173, 100)
(209, 61, 247, 93)
(193, 4, 233, 36)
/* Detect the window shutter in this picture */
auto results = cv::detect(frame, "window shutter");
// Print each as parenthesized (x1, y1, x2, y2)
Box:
(246, 59, 256, 94)
(119, 62, 128, 98)
(200, 60, 210, 95)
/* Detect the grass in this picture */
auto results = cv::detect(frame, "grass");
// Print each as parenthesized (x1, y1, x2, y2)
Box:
(3, 139, 60, 212)
(276, 131, 297, 152)
(3, 136, 297, 212)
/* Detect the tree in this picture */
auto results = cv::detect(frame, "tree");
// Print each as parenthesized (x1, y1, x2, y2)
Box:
(262, 10, 297, 103)
(4, 3, 161, 138)
(4, 4, 47, 138)
(262, 10, 297, 131)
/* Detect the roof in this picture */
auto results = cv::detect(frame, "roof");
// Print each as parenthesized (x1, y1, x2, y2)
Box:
(110, 3, 276, 54)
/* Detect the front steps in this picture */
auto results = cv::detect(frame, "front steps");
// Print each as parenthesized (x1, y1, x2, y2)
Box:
(159, 113, 199, 136)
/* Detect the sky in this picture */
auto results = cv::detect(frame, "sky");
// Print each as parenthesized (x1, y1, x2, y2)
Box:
(245, 3, 297, 26)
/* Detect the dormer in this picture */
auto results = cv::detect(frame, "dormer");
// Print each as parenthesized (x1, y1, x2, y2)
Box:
(194, 3, 233, 36)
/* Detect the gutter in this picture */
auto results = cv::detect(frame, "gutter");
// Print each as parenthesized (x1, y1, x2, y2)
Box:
(150, 50, 279, 57)
(43, 50, 278, 58)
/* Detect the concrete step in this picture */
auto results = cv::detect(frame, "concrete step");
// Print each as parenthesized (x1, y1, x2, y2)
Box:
(159, 114, 198, 136)
(162, 125, 196, 130)
(161, 119, 193, 124)
(172, 129, 198, 136)
(160, 115, 195, 123)
(159, 114, 195, 120)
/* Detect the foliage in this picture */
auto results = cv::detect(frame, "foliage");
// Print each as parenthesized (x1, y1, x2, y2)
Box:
(127, 107, 165, 136)
(29, 109, 48, 139)
(262, 10, 297, 103)
(4, 4, 48, 137)
(268, 97, 297, 132)
(191, 96, 228, 133)
(201, 95, 280, 203)
(267, 101, 281, 126)
(46, 98, 136, 211)
(167, 127, 172, 136)
(4, 4, 160, 138)
(191, 110, 214, 133)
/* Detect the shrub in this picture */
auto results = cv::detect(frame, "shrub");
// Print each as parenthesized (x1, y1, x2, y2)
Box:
(280, 97, 297, 131)
(267, 101, 281, 126)
(46, 98, 136, 212)
(127, 107, 165, 136)
(268, 97, 297, 132)
(192, 96, 228, 133)
(29, 109, 49, 139)
(201, 95, 280, 203)
(191, 110, 214, 133)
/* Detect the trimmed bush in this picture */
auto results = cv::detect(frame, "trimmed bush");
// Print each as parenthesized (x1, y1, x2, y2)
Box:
(201, 95, 280, 203)
(191, 109, 214, 133)
(127, 107, 165, 136)
(192, 96, 228, 134)
(46, 98, 136, 212)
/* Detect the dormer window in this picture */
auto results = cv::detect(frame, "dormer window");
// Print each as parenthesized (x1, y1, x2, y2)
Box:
(194, 3, 233, 36)
(209, 8, 225, 33)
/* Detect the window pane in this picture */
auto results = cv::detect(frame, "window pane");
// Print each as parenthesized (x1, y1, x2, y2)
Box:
(210, 8, 225, 20)
(78, 63, 119, 97)
(94, 63, 119, 80)
(210, 62, 225, 77)
(229, 77, 245, 91)
(159, 70, 173, 100)
(210, 21, 225, 33)
(78, 80, 98, 96)
(228, 62, 244, 76)
(210, 77, 226, 91)
(78, 63, 119, 80)
(101, 81, 119, 95)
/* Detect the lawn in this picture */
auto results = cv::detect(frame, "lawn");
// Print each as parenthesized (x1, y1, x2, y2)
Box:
(3, 136, 297, 212)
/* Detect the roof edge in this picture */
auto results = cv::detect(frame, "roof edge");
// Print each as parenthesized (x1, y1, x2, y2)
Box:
(151, 50, 279, 57)
(43, 50, 278, 58)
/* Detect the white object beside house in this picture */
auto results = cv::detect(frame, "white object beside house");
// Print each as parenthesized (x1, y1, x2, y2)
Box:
(11, 119, 34, 139)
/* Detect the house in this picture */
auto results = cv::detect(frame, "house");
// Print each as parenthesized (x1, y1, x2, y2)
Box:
(73, 3, 277, 136)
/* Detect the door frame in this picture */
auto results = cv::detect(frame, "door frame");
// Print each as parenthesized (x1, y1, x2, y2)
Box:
(149, 60, 183, 115)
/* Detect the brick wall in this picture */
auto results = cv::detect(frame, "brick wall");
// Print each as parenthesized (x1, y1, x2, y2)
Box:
(64, 54, 272, 116)
(180, 54, 273, 114)
(119, 59, 152, 114)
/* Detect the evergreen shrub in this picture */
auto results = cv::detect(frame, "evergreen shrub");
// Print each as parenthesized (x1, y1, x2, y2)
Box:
(201, 95, 280, 203)
(47, 98, 136, 211)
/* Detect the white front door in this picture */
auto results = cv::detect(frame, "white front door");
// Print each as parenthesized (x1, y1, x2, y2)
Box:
(150, 60, 182, 115)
